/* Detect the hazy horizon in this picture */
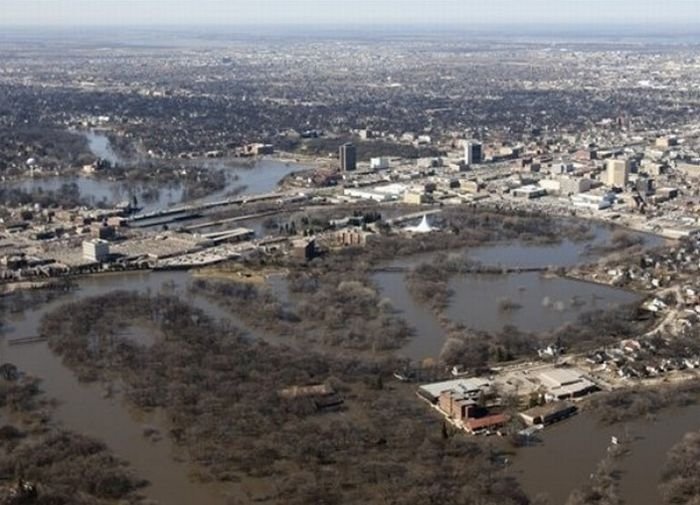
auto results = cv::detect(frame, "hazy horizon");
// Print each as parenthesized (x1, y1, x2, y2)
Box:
(1, 0, 699, 29)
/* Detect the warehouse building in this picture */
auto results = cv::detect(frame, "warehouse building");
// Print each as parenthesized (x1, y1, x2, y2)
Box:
(418, 378, 492, 404)
(537, 368, 599, 401)
(520, 401, 577, 426)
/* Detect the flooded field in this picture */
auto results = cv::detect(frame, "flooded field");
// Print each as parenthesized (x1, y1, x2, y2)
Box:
(373, 225, 659, 360)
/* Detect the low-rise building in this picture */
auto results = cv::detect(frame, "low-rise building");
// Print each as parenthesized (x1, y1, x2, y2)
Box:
(244, 143, 274, 156)
(675, 162, 700, 178)
(520, 401, 577, 426)
(539, 179, 561, 193)
(571, 192, 615, 210)
(559, 176, 593, 195)
(465, 413, 509, 434)
(460, 180, 481, 194)
(370, 157, 390, 170)
(418, 378, 492, 404)
(278, 384, 343, 411)
(82, 239, 110, 262)
(512, 185, 547, 199)
(537, 368, 598, 401)
(290, 238, 317, 261)
(438, 390, 480, 421)
(330, 228, 369, 247)
(91, 222, 115, 240)
(656, 136, 678, 148)
(404, 191, 426, 205)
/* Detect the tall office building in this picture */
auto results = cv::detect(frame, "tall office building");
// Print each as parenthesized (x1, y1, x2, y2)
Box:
(339, 142, 357, 171)
(606, 159, 629, 187)
(464, 141, 482, 165)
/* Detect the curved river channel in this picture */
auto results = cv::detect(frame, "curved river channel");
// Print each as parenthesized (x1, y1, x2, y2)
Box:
(0, 205, 693, 505)
(8, 131, 306, 213)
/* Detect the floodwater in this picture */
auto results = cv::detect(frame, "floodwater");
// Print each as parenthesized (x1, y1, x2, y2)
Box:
(9, 176, 185, 212)
(467, 227, 665, 268)
(374, 270, 446, 360)
(387, 224, 665, 271)
(10, 131, 305, 213)
(447, 272, 638, 333)
(197, 159, 302, 200)
(0, 271, 283, 505)
(85, 130, 122, 166)
(509, 404, 700, 505)
(373, 225, 655, 361)
(0, 224, 682, 505)
(374, 269, 637, 360)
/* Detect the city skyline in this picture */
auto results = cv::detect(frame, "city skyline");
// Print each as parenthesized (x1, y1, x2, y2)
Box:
(1, 0, 699, 28)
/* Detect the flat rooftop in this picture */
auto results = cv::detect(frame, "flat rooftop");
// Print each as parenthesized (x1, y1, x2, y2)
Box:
(419, 378, 491, 401)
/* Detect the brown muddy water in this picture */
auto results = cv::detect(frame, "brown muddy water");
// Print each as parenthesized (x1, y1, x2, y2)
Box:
(374, 269, 639, 361)
(0, 228, 684, 505)
(372, 224, 658, 361)
(508, 404, 700, 504)
(0, 271, 270, 505)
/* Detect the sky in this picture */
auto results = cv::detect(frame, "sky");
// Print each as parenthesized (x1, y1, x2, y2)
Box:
(0, 0, 699, 28)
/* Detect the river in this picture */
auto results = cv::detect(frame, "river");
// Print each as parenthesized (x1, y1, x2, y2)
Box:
(0, 223, 689, 505)
(85, 129, 122, 166)
(0, 271, 280, 504)
(8, 132, 305, 213)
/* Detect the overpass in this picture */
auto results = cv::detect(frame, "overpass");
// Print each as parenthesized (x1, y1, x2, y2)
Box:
(129, 191, 290, 221)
